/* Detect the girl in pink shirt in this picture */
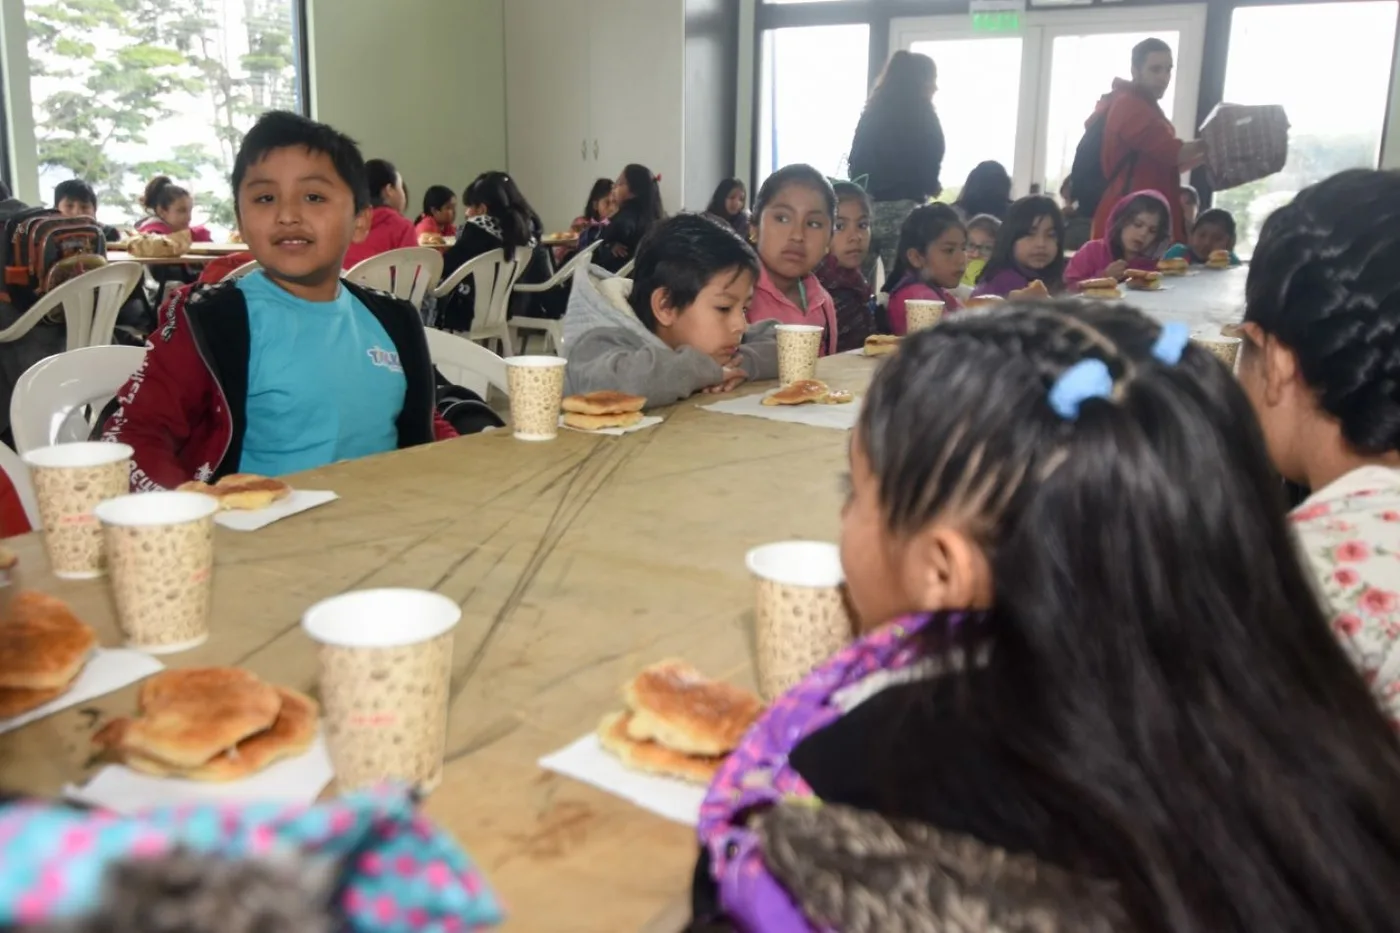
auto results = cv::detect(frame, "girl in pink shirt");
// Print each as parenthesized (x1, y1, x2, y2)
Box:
(1064, 190, 1171, 289)
(414, 184, 458, 239)
(882, 203, 965, 335)
(746, 164, 839, 356)
(136, 176, 212, 242)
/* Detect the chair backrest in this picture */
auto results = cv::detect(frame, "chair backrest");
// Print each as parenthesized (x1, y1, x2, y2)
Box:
(424, 327, 508, 400)
(344, 247, 445, 310)
(872, 255, 887, 296)
(615, 258, 636, 278)
(11, 345, 148, 455)
(0, 441, 40, 530)
(220, 259, 261, 282)
(19, 262, 144, 352)
(434, 247, 533, 335)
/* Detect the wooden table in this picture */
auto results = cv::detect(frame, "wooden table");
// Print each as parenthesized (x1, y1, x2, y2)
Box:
(0, 353, 872, 931)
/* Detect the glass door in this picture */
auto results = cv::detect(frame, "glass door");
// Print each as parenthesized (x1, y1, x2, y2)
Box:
(891, 6, 1206, 202)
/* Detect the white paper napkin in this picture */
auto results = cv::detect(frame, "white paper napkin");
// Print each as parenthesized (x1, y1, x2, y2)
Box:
(0, 649, 164, 735)
(65, 734, 335, 813)
(539, 733, 706, 826)
(558, 415, 664, 436)
(214, 490, 338, 532)
(702, 391, 862, 431)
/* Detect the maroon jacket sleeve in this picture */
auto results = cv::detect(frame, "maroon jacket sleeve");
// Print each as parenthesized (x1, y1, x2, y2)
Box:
(432, 410, 458, 441)
(102, 297, 218, 491)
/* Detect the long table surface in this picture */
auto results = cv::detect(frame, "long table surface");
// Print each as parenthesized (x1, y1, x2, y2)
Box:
(0, 272, 1244, 929)
(0, 353, 871, 931)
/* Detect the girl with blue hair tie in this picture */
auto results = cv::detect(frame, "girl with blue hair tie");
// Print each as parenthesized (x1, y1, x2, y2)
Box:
(689, 301, 1400, 932)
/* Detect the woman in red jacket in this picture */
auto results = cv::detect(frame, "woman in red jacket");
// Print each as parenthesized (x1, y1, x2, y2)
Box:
(342, 158, 417, 268)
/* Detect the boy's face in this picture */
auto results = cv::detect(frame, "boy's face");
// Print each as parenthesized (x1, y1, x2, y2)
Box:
(57, 197, 96, 218)
(237, 145, 370, 299)
(653, 267, 755, 365)
(831, 198, 871, 270)
(1189, 222, 1233, 261)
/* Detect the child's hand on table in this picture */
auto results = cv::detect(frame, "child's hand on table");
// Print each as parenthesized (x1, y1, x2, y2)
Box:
(1104, 259, 1129, 280)
(704, 367, 748, 394)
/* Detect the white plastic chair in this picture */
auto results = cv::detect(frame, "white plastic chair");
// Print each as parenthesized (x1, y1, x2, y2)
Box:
(0, 262, 143, 351)
(10, 345, 148, 455)
(345, 247, 444, 312)
(615, 258, 636, 278)
(510, 241, 602, 354)
(424, 327, 509, 401)
(872, 256, 887, 296)
(220, 259, 261, 282)
(431, 246, 532, 356)
(0, 441, 40, 530)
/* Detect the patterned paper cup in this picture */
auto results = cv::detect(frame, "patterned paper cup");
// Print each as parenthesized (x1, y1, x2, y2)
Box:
(23, 442, 133, 580)
(505, 356, 568, 441)
(302, 589, 461, 794)
(905, 300, 945, 333)
(746, 541, 852, 701)
(94, 491, 219, 654)
(1191, 336, 1241, 372)
(775, 324, 823, 385)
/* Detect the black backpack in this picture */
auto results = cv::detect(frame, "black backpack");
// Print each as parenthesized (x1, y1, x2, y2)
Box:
(1068, 110, 1138, 219)
(0, 204, 107, 310)
(434, 367, 504, 436)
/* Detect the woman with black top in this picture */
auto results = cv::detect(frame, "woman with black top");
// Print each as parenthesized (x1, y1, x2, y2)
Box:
(437, 171, 553, 331)
(848, 50, 945, 281)
(595, 163, 665, 274)
(952, 160, 1013, 221)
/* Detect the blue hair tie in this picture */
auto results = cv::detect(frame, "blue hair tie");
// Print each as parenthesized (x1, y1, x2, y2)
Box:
(1048, 359, 1114, 420)
(1152, 321, 1189, 365)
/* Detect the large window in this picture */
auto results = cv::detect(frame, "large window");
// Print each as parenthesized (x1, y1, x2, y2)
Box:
(758, 24, 869, 186)
(25, 0, 307, 236)
(1215, 1, 1397, 254)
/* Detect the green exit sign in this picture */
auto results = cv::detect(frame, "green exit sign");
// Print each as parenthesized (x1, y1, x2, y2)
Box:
(972, 10, 1021, 31)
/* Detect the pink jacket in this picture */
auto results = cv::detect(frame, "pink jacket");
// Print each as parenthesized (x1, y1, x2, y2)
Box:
(747, 266, 839, 356)
(888, 280, 961, 336)
(1064, 190, 1170, 288)
(136, 218, 212, 243)
(343, 206, 419, 269)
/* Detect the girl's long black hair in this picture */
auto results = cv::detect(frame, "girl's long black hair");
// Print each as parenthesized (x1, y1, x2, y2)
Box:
(977, 195, 1066, 292)
(883, 203, 963, 294)
(953, 160, 1012, 220)
(858, 300, 1400, 933)
(705, 178, 747, 221)
(464, 171, 541, 252)
(619, 164, 665, 226)
(364, 159, 399, 208)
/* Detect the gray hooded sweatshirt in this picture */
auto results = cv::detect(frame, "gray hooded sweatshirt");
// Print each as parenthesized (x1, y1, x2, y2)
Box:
(561, 263, 778, 405)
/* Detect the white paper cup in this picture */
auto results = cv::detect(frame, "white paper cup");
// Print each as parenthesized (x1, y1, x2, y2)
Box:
(905, 300, 945, 333)
(24, 442, 134, 579)
(95, 491, 220, 653)
(745, 541, 852, 700)
(775, 324, 824, 385)
(505, 356, 568, 441)
(303, 588, 462, 793)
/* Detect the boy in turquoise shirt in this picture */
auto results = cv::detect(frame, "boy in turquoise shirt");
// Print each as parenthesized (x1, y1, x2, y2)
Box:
(1162, 208, 1243, 267)
(104, 112, 454, 489)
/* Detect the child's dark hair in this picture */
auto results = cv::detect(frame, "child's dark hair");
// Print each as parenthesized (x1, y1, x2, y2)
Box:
(978, 195, 1065, 290)
(620, 163, 665, 224)
(55, 178, 97, 208)
(1180, 184, 1200, 207)
(705, 178, 747, 219)
(860, 300, 1400, 932)
(232, 110, 369, 214)
(1193, 207, 1236, 241)
(884, 203, 964, 294)
(365, 159, 400, 208)
(831, 180, 873, 216)
(1108, 192, 1171, 259)
(1246, 169, 1400, 455)
(142, 176, 189, 214)
(753, 164, 836, 221)
(953, 160, 1012, 220)
(417, 184, 454, 223)
(628, 213, 759, 333)
(583, 177, 613, 222)
(464, 171, 541, 252)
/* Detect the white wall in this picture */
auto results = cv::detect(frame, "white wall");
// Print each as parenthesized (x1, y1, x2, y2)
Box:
(309, 0, 506, 206)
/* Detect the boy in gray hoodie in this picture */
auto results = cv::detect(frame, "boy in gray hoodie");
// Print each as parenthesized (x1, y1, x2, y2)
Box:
(562, 213, 777, 405)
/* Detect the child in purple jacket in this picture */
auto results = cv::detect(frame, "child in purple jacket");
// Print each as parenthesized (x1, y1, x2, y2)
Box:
(1065, 190, 1172, 289)
(970, 195, 1066, 298)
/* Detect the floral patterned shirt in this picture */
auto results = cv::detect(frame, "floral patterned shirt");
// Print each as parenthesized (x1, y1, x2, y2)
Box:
(1291, 466, 1400, 728)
